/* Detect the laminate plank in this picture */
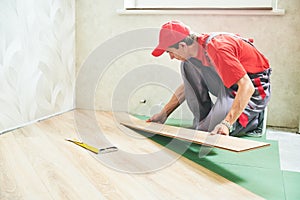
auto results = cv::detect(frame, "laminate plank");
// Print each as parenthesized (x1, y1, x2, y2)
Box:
(12, 126, 106, 200)
(118, 112, 270, 152)
(0, 133, 52, 200)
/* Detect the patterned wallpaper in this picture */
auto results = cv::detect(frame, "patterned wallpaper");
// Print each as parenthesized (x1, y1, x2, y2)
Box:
(0, 0, 75, 133)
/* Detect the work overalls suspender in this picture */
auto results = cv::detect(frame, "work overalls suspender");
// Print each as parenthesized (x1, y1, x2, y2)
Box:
(204, 32, 254, 65)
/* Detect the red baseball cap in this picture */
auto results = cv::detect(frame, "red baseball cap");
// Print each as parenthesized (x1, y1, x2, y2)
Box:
(152, 21, 190, 57)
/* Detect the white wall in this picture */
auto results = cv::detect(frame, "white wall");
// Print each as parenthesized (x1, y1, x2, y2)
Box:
(76, 0, 300, 128)
(0, 0, 75, 133)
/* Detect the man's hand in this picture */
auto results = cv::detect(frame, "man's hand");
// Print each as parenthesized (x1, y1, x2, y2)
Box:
(211, 123, 230, 136)
(146, 84, 185, 124)
(146, 111, 168, 124)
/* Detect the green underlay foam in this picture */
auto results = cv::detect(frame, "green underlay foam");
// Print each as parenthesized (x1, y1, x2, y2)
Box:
(134, 115, 300, 200)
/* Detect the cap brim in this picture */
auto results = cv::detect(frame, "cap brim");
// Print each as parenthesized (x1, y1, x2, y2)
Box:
(151, 47, 165, 57)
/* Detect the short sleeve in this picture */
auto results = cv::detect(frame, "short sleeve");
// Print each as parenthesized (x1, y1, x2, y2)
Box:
(206, 37, 246, 88)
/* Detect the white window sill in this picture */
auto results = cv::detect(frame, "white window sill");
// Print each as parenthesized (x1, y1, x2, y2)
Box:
(117, 8, 285, 16)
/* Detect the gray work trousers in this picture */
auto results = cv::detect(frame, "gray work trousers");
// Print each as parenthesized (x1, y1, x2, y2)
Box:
(181, 58, 271, 136)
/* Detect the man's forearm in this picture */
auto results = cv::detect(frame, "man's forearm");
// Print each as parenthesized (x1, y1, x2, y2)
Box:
(224, 74, 255, 125)
(163, 84, 185, 116)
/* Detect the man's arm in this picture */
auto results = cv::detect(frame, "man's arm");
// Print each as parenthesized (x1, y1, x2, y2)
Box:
(147, 84, 185, 123)
(213, 74, 255, 135)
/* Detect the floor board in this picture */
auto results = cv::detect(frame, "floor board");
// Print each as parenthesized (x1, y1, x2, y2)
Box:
(119, 112, 270, 152)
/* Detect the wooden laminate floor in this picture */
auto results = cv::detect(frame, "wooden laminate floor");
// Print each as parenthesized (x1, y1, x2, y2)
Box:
(0, 109, 264, 200)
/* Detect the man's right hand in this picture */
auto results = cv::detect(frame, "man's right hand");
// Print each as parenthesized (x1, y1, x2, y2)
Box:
(146, 111, 168, 124)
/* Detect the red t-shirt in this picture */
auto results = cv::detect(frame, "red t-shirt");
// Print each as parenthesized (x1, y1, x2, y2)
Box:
(196, 34, 270, 88)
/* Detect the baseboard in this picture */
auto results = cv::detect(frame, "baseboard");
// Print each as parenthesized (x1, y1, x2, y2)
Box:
(0, 107, 75, 135)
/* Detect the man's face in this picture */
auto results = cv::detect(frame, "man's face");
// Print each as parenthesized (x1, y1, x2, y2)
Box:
(166, 43, 189, 61)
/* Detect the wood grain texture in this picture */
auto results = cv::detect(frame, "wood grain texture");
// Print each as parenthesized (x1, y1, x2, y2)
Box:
(0, 110, 265, 200)
(118, 112, 270, 152)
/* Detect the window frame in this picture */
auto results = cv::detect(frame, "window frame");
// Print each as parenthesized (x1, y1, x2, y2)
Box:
(124, 0, 275, 10)
(119, 0, 284, 15)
